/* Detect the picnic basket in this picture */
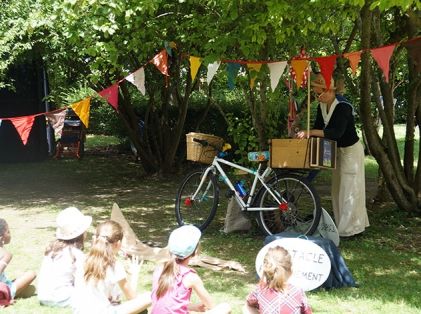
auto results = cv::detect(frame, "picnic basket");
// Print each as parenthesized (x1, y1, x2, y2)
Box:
(186, 132, 224, 164)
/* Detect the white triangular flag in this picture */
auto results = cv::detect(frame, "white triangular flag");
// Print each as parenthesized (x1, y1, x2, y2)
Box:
(126, 67, 146, 95)
(206, 61, 221, 85)
(268, 61, 288, 91)
(45, 109, 67, 138)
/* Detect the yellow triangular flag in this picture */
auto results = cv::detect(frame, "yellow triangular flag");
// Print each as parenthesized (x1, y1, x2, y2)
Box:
(190, 56, 202, 81)
(71, 97, 91, 128)
(247, 63, 262, 89)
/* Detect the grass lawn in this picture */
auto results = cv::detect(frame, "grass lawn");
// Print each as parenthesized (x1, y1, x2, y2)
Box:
(0, 133, 419, 313)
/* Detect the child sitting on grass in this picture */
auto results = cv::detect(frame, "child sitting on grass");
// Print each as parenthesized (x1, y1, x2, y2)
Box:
(244, 246, 312, 314)
(151, 225, 231, 314)
(37, 207, 92, 307)
(0, 218, 36, 305)
(73, 220, 151, 314)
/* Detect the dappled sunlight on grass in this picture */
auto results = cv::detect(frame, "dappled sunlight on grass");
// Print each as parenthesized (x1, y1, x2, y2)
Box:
(0, 143, 420, 313)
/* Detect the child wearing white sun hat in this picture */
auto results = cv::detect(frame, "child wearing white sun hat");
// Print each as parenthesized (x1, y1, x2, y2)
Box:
(37, 207, 92, 308)
(151, 225, 231, 314)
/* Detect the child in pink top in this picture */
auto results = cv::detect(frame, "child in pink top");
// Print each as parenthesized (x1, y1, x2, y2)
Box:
(151, 225, 231, 314)
(244, 246, 312, 314)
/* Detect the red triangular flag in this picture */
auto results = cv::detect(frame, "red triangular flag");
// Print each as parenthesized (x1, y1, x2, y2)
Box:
(98, 83, 119, 111)
(10, 115, 35, 145)
(315, 55, 337, 89)
(371, 44, 396, 83)
(343, 51, 362, 75)
(150, 50, 169, 76)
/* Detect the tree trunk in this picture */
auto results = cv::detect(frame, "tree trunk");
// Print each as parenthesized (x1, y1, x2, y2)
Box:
(359, 3, 419, 213)
(115, 51, 194, 176)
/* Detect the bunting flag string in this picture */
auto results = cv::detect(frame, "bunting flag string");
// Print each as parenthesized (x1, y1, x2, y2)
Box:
(71, 97, 91, 128)
(267, 61, 288, 91)
(226, 62, 241, 90)
(290, 48, 310, 89)
(125, 67, 146, 95)
(1, 36, 419, 147)
(45, 108, 67, 138)
(189, 56, 202, 81)
(315, 55, 337, 89)
(290, 59, 309, 89)
(98, 83, 119, 111)
(150, 49, 169, 76)
(10, 115, 35, 145)
(343, 51, 362, 76)
(247, 63, 262, 89)
(206, 61, 221, 85)
(370, 44, 396, 83)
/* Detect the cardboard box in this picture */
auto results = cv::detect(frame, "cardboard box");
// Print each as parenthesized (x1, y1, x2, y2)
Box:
(270, 138, 336, 169)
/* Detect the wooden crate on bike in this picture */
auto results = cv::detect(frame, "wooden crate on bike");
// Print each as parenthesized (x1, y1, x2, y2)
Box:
(186, 132, 224, 164)
(270, 138, 336, 169)
(270, 139, 311, 169)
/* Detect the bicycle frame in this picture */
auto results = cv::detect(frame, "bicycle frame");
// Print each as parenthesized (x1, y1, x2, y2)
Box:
(191, 156, 284, 212)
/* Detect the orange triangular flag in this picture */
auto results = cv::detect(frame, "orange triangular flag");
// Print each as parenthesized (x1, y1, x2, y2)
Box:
(71, 97, 91, 128)
(189, 56, 202, 81)
(10, 115, 35, 145)
(290, 60, 309, 89)
(247, 63, 262, 89)
(343, 51, 362, 75)
(315, 55, 337, 89)
(98, 84, 119, 111)
(150, 50, 169, 76)
(371, 44, 396, 83)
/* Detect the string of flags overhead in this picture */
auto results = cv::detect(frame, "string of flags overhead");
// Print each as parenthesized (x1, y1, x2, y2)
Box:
(0, 36, 419, 146)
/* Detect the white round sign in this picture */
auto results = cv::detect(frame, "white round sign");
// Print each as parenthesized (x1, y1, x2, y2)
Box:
(255, 238, 331, 291)
(317, 207, 340, 247)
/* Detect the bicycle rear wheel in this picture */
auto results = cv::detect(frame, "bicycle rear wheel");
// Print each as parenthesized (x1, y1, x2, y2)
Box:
(175, 169, 219, 231)
(256, 174, 321, 236)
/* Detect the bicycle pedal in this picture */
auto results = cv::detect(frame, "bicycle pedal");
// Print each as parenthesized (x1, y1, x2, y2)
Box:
(225, 190, 235, 198)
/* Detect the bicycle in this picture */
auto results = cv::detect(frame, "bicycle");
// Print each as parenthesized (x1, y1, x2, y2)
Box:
(175, 137, 322, 236)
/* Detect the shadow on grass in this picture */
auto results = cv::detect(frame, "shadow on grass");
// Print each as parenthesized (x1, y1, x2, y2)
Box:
(0, 152, 420, 313)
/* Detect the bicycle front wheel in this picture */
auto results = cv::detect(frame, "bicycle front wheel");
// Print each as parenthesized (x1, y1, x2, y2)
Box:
(175, 169, 219, 231)
(256, 174, 321, 236)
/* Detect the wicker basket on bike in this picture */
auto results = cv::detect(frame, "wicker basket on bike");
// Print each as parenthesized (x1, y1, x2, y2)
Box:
(186, 132, 224, 164)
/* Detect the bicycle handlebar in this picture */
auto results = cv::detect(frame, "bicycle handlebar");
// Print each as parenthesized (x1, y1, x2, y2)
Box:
(193, 138, 222, 151)
(193, 138, 209, 146)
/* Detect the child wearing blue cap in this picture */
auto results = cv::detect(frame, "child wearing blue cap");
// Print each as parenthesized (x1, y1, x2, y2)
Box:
(151, 225, 231, 314)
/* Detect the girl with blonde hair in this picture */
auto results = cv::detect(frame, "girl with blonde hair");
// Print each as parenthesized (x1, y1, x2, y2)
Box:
(244, 246, 312, 314)
(151, 225, 231, 314)
(73, 220, 150, 314)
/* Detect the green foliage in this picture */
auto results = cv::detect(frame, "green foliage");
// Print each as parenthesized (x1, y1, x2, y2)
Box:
(226, 112, 259, 164)
(89, 103, 125, 136)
